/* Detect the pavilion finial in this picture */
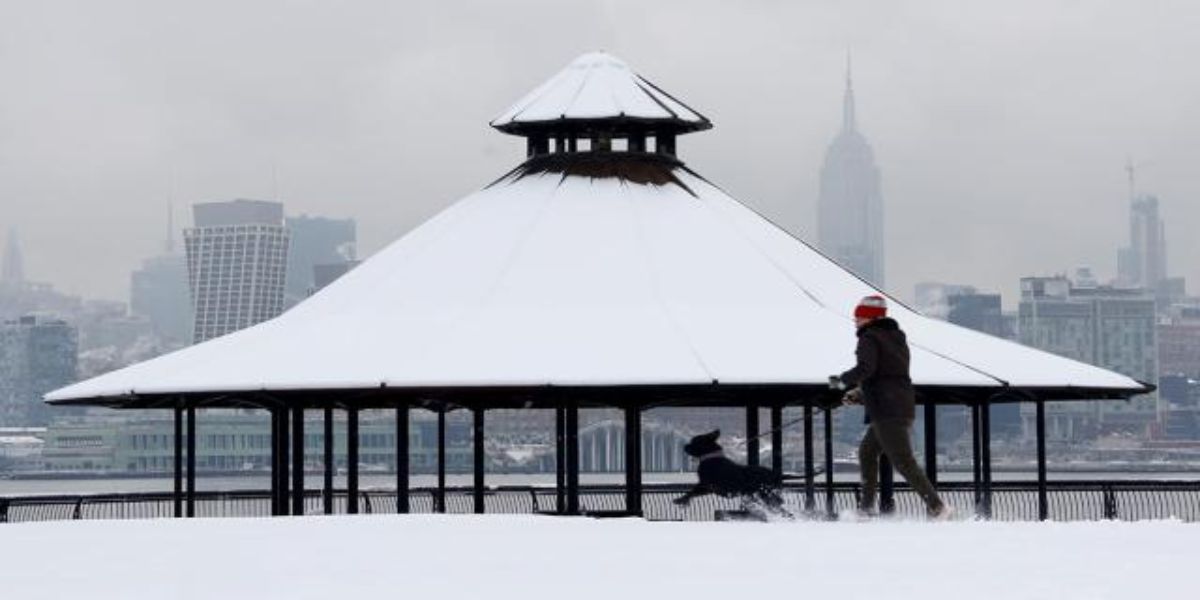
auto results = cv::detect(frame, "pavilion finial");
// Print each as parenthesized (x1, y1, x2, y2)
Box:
(492, 52, 710, 158)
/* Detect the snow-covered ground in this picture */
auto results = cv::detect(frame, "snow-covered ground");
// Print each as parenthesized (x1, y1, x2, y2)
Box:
(1, 515, 1192, 599)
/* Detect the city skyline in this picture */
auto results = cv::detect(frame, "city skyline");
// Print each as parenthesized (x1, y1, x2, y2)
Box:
(1, 2, 1198, 309)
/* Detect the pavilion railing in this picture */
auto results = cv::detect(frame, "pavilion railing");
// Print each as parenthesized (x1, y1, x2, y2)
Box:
(2, 480, 1198, 524)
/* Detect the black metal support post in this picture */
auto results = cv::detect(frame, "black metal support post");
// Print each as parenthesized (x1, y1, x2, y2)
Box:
(435, 409, 447, 513)
(803, 404, 815, 512)
(745, 404, 759, 467)
(278, 407, 289, 516)
(347, 408, 359, 514)
(624, 405, 643, 516)
(566, 400, 580, 515)
(981, 397, 993, 519)
(323, 407, 333, 515)
(473, 408, 485, 514)
(397, 405, 410, 514)
(291, 406, 304, 516)
(823, 406, 835, 519)
(270, 409, 279, 516)
(771, 405, 783, 477)
(1036, 398, 1048, 521)
(186, 406, 196, 518)
(555, 405, 566, 514)
(971, 403, 982, 512)
(173, 406, 183, 518)
(923, 400, 938, 486)
(879, 456, 895, 514)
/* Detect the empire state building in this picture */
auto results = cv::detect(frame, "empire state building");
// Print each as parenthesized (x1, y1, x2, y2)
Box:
(817, 66, 885, 288)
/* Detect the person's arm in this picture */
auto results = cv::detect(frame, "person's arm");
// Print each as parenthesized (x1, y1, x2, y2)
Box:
(838, 334, 879, 388)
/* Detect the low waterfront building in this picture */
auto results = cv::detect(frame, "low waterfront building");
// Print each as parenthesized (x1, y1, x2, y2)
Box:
(41, 412, 471, 474)
(1017, 275, 1158, 440)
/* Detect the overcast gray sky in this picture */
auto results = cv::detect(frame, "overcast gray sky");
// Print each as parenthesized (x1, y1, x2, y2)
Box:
(1, 0, 1197, 307)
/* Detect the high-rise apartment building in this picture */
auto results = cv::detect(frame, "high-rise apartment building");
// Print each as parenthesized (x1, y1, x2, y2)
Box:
(0, 316, 77, 426)
(284, 215, 356, 305)
(817, 64, 884, 287)
(184, 199, 289, 343)
(1018, 275, 1158, 440)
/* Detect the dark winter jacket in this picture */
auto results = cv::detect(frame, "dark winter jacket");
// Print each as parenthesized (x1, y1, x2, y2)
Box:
(839, 317, 915, 421)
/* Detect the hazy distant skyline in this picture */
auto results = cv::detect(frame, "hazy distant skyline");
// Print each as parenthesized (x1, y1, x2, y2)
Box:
(1, 1, 1197, 308)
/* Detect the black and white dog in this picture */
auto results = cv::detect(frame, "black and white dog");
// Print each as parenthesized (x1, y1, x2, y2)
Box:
(674, 430, 787, 514)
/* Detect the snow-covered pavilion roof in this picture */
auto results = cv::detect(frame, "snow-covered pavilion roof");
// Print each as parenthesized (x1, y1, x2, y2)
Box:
(491, 52, 710, 136)
(46, 54, 1149, 407)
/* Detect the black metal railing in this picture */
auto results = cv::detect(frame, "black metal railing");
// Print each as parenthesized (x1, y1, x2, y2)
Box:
(2, 480, 1197, 524)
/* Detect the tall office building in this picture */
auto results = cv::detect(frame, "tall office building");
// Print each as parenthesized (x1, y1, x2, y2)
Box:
(2, 227, 24, 286)
(817, 63, 885, 287)
(0, 316, 77, 426)
(1018, 275, 1158, 440)
(130, 208, 191, 344)
(284, 215, 356, 305)
(1117, 194, 1167, 293)
(184, 199, 289, 343)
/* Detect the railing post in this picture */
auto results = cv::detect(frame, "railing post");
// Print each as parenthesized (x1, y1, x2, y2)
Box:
(804, 403, 815, 512)
(72, 497, 83, 520)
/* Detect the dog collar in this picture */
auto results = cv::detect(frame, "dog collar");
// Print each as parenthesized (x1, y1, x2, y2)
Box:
(698, 451, 724, 462)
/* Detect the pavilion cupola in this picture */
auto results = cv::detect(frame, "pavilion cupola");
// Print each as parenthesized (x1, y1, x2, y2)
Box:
(491, 52, 711, 159)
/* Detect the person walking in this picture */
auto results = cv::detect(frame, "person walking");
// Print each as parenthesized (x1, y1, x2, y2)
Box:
(830, 295, 952, 519)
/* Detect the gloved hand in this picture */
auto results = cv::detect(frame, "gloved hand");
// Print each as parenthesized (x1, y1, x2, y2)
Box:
(828, 375, 846, 391)
(842, 387, 863, 406)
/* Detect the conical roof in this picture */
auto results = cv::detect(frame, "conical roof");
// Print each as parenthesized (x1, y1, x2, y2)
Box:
(46, 55, 1149, 406)
(491, 52, 710, 136)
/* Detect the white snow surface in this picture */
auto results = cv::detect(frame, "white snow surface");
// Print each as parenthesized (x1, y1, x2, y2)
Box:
(492, 51, 707, 127)
(1, 515, 1192, 600)
(47, 166, 1144, 401)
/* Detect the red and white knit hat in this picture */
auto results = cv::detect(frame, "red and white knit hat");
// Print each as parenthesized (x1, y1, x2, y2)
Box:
(853, 295, 888, 319)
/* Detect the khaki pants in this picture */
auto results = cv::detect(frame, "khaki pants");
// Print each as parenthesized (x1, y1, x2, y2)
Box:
(859, 419, 944, 514)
